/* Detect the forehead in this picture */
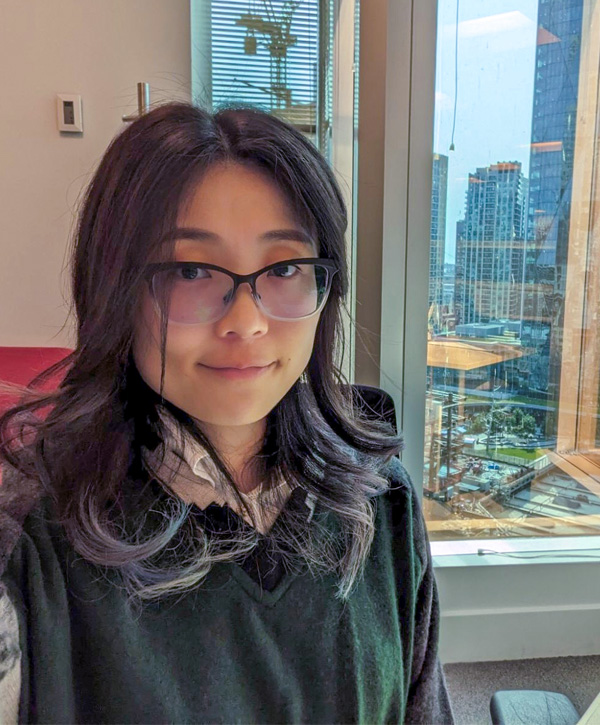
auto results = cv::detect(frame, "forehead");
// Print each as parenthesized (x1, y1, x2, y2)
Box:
(178, 163, 299, 225)
(169, 227, 316, 252)
(167, 162, 318, 254)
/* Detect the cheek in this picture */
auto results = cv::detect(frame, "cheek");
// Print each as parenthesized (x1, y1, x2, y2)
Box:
(277, 319, 320, 370)
(281, 320, 318, 360)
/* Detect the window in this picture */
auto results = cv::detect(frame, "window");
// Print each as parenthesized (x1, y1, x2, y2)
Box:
(424, 0, 600, 544)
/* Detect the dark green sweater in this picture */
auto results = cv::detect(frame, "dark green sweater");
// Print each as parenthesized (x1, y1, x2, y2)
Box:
(0, 456, 455, 724)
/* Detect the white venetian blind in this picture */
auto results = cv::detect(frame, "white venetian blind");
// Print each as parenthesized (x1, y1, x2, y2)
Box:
(209, 0, 319, 117)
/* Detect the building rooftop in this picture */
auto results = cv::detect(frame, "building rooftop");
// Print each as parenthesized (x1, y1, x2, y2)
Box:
(427, 337, 532, 371)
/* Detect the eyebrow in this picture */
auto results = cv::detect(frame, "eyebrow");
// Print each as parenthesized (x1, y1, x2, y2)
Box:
(166, 227, 316, 248)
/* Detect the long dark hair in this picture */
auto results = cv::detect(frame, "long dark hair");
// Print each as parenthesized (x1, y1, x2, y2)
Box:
(0, 102, 403, 605)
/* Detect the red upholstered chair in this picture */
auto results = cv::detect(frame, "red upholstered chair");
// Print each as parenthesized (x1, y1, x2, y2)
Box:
(0, 347, 73, 484)
(0, 346, 72, 413)
(0, 347, 73, 387)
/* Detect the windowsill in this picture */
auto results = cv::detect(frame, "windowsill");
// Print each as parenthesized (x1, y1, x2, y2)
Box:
(430, 535, 600, 567)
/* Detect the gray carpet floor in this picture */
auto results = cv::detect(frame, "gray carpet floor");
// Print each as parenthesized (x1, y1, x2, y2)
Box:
(443, 655, 600, 725)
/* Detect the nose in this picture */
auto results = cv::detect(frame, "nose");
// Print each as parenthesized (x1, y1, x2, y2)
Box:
(218, 280, 268, 331)
(225, 281, 260, 308)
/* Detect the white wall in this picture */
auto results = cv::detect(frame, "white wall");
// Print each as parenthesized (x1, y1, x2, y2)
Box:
(0, 0, 191, 348)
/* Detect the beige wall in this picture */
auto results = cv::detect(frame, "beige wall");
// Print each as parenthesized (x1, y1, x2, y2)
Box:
(0, 0, 191, 347)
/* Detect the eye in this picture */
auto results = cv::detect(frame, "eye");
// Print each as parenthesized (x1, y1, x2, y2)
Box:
(177, 266, 209, 281)
(268, 264, 300, 278)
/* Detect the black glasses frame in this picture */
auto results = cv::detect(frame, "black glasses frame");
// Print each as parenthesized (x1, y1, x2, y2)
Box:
(144, 257, 340, 324)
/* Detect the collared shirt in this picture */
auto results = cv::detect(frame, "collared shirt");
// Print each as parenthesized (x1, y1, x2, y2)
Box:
(142, 407, 306, 535)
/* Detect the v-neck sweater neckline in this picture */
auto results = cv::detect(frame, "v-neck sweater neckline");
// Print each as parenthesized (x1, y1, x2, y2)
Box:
(145, 473, 321, 599)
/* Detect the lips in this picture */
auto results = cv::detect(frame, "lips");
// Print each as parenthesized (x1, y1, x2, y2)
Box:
(199, 362, 276, 380)
(202, 361, 274, 370)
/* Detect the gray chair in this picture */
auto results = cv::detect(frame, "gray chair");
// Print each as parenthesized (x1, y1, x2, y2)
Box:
(490, 691, 581, 725)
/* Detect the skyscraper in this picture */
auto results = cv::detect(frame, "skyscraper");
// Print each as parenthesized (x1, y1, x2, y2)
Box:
(454, 162, 527, 326)
(429, 153, 448, 308)
(522, 0, 584, 400)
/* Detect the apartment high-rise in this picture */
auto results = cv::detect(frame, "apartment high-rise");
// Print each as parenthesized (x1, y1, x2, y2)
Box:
(429, 153, 449, 308)
(522, 0, 584, 399)
(454, 162, 527, 326)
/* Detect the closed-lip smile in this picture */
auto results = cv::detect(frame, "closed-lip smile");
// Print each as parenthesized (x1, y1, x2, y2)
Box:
(198, 362, 276, 379)
(204, 363, 273, 369)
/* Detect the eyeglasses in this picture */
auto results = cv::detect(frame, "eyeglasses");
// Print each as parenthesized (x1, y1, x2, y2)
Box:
(144, 257, 339, 325)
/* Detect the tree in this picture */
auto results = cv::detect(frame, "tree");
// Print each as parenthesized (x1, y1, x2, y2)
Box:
(508, 406, 524, 433)
(521, 413, 536, 436)
(487, 408, 506, 436)
(467, 412, 487, 434)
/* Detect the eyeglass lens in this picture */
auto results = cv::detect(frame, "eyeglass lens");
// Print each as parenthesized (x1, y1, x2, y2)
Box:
(151, 262, 332, 324)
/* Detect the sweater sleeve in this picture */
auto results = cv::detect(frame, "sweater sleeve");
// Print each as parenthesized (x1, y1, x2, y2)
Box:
(0, 580, 21, 725)
(0, 460, 42, 725)
(400, 463, 456, 725)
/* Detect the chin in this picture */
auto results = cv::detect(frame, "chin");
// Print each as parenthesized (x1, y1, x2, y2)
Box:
(180, 395, 279, 424)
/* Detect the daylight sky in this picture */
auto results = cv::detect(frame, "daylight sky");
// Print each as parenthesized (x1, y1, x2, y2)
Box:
(434, 0, 540, 263)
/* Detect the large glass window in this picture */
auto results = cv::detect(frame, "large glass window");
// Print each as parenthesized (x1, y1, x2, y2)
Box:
(425, 0, 600, 541)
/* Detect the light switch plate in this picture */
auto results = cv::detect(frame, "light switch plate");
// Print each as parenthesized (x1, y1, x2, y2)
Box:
(57, 94, 83, 133)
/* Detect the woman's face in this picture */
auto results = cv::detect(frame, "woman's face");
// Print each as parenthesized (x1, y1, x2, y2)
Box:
(132, 162, 323, 436)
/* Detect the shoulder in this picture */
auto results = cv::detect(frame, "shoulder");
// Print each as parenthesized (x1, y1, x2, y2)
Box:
(379, 455, 417, 507)
(381, 455, 413, 489)
(0, 460, 46, 578)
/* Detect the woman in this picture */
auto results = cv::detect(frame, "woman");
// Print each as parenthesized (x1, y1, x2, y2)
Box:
(0, 102, 455, 724)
